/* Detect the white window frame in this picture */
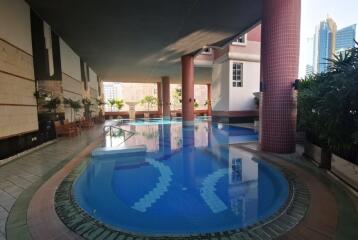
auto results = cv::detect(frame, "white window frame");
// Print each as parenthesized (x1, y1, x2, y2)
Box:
(232, 34, 247, 46)
(201, 47, 213, 55)
(232, 62, 243, 87)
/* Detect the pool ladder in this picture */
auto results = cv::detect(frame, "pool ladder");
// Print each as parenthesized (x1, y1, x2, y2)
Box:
(103, 124, 135, 147)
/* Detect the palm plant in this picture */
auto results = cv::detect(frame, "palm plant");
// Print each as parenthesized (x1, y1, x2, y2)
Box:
(172, 88, 182, 110)
(114, 99, 124, 111)
(107, 99, 116, 112)
(194, 101, 199, 109)
(82, 97, 93, 120)
(64, 98, 82, 122)
(298, 43, 358, 168)
(42, 97, 61, 113)
(140, 96, 158, 112)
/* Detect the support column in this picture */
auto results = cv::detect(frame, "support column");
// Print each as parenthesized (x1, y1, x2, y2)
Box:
(157, 82, 162, 116)
(162, 76, 171, 120)
(207, 83, 212, 116)
(181, 54, 195, 126)
(260, 0, 301, 153)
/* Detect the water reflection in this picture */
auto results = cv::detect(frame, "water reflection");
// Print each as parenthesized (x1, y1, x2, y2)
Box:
(75, 121, 288, 234)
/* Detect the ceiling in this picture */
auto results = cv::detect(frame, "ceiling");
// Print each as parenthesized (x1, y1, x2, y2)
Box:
(26, 0, 262, 83)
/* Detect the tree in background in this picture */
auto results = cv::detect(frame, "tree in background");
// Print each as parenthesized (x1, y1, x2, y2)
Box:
(140, 96, 158, 112)
(114, 99, 124, 111)
(172, 88, 182, 110)
(107, 99, 117, 112)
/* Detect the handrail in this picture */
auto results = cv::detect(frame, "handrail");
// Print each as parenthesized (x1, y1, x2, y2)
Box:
(103, 124, 135, 147)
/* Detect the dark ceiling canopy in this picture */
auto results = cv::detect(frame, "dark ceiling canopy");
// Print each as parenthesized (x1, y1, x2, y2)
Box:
(26, 0, 262, 83)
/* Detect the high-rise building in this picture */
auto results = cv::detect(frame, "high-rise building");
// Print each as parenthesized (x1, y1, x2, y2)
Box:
(336, 24, 356, 54)
(305, 37, 314, 75)
(313, 17, 337, 73)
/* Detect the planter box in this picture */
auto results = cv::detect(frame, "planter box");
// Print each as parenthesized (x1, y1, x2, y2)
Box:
(304, 141, 322, 164)
(331, 154, 358, 190)
(305, 141, 358, 190)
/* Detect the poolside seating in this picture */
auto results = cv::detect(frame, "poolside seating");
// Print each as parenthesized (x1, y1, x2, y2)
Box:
(54, 121, 78, 137)
(64, 119, 81, 135)
(79, 117, 94, 129)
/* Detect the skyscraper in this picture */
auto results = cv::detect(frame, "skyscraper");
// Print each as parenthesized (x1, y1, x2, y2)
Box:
(313, 17, 337, 73)
(336, 24, 356, 54)
(305, 37, 314, 75)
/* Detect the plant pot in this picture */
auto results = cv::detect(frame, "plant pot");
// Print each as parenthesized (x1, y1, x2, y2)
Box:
(319, 147, 332, 170)
(144, 112, 150, 118)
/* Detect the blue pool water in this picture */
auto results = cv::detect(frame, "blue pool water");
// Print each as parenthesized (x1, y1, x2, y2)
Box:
(74, 119, 289, 235)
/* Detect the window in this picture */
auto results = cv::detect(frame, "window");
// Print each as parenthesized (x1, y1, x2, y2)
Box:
(201, 47, 213, 55)
(232, 63, 243, 87)
(232, 34, 246, 45)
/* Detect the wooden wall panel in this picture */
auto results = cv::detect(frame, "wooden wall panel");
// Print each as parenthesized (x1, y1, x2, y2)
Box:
(0, 39, 34, 80)
(0, 71, 36, 105)
(0, 105, 38, 138)
(0, 39, 38, 138)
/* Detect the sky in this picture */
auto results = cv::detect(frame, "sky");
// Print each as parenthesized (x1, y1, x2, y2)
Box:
(299, 0, 358, 77)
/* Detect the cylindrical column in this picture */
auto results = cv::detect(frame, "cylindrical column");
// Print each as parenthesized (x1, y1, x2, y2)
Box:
(207, 83, 212, 116)
(260, 0, 301, 153)
(162, 76, 171, 120)
(157, 82, 162, 116)
(181, 54, 195, 126)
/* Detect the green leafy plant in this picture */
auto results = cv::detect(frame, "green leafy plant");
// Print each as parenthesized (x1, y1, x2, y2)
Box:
(194, 101, 199, 109)
(172, 88, 182, 110)
(140, 96, 157, 112)
(82, 97, 93, 120)
(298, 43, 358, 167)
(64, 97, 82, 121)
(107, 99, 117, 112)
(42, 97, 61, 113)
(114, 99, 124, 111)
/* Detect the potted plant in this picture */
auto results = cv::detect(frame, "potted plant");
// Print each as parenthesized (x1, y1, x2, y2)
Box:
(107, 99, 117, 112)
(115, 99, 124, 111)
(64, 98, 82, 122)
(140, 96, 157, 118)
(82, 96, 93, 120)
(96, 96, 106, 122)
(172, 88, 182, 111)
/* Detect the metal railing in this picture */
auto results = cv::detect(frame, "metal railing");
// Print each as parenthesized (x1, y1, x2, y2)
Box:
(103, 124, 135, 147)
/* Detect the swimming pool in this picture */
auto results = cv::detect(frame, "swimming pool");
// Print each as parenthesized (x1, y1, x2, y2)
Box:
(73, 119, 289, 236)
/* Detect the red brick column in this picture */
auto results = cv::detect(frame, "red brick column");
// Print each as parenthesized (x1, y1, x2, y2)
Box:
(260, 0, 301, 153)
(157, 82, 162, 116)
(162, 76, 171, 119)
(207, 83, 212, 116)
(181, 54, 195, 126)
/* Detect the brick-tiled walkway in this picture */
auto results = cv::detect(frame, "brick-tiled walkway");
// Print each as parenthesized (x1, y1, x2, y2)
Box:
(0, 125, 104, 240)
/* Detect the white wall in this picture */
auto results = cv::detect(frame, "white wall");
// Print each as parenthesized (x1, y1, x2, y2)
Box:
(60, 38, 81, 80)
(229, 60, 260, 111)
(88, 67, 98, 90)
(0, 0, 32, 55)
(212, 60, 230, 111)
(0, 0, 38, 138)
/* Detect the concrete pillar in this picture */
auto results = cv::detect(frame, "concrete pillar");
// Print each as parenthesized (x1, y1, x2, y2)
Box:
(260, 0, 301, 153)
(157, 82, 163, 116)
(162, 76, 171, 120)
(207, 83, 212, 116)
(181, 54, 195, 126)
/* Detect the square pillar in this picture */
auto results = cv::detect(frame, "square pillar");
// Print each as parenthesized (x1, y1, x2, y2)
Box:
(161, 76, 171, 120)
(157, 82, 163, 116)
(181, 54, 195, 126)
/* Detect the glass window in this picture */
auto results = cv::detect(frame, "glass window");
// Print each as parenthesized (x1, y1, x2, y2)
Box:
(232, 63, 243, 87)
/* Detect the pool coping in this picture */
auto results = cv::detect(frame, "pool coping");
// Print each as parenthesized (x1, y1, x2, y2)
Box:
(52, 154, 310, 239)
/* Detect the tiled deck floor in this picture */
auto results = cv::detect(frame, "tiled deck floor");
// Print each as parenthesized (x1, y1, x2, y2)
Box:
(0, 125, 104, 240)
(1, 123, 358, 240)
